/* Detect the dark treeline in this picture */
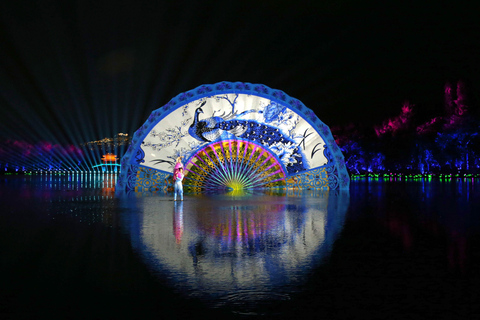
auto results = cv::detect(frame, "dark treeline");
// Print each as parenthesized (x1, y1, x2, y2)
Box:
(331, 81, 480, 175)
(2, 82, 479, 176)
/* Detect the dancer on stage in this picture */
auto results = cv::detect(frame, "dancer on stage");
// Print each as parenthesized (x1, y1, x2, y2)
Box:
(174, 156, 183, 177)
(173, 157, 184, 201)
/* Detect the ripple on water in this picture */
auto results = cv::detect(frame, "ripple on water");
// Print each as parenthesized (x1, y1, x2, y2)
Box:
(213, 290, 292, 316)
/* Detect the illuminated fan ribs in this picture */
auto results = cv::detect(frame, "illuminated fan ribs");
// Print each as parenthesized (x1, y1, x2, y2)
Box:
(185, 140, 286, 191)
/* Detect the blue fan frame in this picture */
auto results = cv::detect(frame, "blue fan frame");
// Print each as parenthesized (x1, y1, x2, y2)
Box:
(116, 81, 350, 193)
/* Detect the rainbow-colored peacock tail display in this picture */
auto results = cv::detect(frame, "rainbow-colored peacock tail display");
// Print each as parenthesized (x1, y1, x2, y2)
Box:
(185, 140, 286, 192)
(116, 82, 349, 194)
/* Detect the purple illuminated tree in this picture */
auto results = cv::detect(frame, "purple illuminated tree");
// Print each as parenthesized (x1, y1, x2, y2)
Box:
(332, 79, 480, 175)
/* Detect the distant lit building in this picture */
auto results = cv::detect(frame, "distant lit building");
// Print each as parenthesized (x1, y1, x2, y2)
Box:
(82, 133, 131, 151)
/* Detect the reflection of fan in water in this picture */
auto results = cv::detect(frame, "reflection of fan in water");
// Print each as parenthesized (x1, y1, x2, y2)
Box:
(186, 198, 294, 258)
(184, 140, 286, 192)
(190, 206, 290, 259)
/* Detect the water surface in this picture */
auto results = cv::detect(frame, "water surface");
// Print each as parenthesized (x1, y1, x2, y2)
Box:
(1, 174, 479, 319)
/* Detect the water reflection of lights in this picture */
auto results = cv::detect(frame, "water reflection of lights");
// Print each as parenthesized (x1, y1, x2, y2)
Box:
(16, 172, 119, 194)
(10, 173, 120, 226)
(122, 190, 350, 314)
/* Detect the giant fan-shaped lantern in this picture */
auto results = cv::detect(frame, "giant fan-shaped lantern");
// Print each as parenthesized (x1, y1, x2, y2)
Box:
(116, 82, 349, 193)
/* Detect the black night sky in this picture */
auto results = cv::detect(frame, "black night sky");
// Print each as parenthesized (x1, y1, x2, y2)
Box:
(1, 0, 479, 146)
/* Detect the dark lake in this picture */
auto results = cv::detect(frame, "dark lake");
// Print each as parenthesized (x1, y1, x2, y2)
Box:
(1, 173, 480, 319)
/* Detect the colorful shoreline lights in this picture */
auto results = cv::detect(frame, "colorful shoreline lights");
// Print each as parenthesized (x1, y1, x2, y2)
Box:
(116, 82, 349, 194)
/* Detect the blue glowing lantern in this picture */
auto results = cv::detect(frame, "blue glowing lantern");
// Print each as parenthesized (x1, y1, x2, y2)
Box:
(116, 82, 349, 193)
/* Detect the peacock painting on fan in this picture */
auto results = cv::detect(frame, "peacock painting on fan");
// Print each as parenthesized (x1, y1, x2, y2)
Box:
(116, 82, 349, 194)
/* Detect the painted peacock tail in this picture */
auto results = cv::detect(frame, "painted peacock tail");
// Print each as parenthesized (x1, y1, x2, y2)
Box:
(184, 140, 286, 192)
